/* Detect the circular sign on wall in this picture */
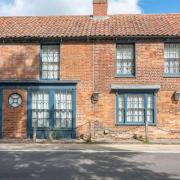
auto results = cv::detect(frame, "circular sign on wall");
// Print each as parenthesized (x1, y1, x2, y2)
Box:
(8, 93, 22, 108)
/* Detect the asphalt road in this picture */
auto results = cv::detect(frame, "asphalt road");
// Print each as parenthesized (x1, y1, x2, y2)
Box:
(0, 150, 180, 180)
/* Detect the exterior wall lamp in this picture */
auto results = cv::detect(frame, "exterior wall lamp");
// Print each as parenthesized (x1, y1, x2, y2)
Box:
(174, 92, 180, 101)
(91, 90, 100, 104)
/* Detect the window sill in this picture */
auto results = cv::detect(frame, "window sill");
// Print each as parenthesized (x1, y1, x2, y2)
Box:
(163, 74, 180, 78)
(116, 123, 156, 126)
(40, 78, 60, 81)
(115, 75, 136, 78)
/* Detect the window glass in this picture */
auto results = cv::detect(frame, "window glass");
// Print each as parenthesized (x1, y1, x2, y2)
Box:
(32, 92, 49, 128)
(117, 93, 155, 124)
(55, 91, 72, 129)
(164, 44, 180, 75)
(32, 90, 73, 129)
(41, 45, 60, 79)
(116, 44, 135, 75)
(127, 95, 144, 123)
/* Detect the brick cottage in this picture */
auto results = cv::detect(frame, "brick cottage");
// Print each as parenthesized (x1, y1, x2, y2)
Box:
(0, 0, 180, 141)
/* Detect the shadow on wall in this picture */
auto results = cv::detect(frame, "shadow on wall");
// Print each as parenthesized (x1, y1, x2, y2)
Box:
(0, 45, 39, 80)
(0, 150, 177, 180)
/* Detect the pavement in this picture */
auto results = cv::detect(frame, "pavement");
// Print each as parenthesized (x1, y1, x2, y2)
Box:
(0, 143, 180, 153)
(0, 144, 180, 180)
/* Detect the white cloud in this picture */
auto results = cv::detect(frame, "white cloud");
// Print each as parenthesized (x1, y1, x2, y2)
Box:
(109, 0, 142, 14)
(0, 0, 142, 16)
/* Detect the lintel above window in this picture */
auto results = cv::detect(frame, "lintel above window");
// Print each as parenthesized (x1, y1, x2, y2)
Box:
(111, 84, 161, 91)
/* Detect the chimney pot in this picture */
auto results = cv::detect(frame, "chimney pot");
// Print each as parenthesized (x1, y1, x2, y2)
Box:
(93, 0, 108, 16)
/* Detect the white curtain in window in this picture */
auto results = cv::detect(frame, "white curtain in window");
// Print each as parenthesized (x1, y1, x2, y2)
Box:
(42, 45, 60, 79)
(127, 95, 144, 123)
(164, 44, 180, 74)
(32, 92, 49, 128)
(147, 95, 153, 123)
(118, 95, 124, 122)
(117, 45, 134, 75)
(55, 91, 72, 128)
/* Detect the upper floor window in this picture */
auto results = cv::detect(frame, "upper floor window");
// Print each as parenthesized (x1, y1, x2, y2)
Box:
(41, 45, 60, 80)
(116, 44, 135, 76)
(117, 93, 155, 125)
(164, 43, 180, 75)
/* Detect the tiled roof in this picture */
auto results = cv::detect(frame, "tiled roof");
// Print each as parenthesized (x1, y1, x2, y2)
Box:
(0, 14, 180, 39)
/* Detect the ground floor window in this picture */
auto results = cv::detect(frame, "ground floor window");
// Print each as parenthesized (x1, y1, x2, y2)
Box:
(27, 87, 76, 139)
(54, 91, 72, 128)
(32, 91, 50, 128)
(117, 93, 156, 125)
(31, 90, 73, 129)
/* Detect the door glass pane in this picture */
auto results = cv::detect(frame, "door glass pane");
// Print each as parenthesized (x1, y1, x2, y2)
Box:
(32, 92, 50, 128)
(55, 91, 72, 129)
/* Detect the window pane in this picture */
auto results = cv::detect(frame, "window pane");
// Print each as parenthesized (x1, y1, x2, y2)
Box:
(147, 95, 154, 123)
(147, 95, 153, 109)
(147, 110, 153, 123)
(32, 92, 50, 128)
(54, 91, 72, 129)
(118, 95, 124, 123)
(41, 45, 60, 79)
(127, 95, 145, 123)
(116, 44, 135, 75)
(118, 110, 124, 123)
(164, 44, 180, 74)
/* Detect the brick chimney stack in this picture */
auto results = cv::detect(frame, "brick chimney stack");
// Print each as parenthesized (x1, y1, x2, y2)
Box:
(93, 0, 108, 16)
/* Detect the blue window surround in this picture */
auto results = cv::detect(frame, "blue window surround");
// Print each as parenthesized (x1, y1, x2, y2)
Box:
(0, 89, 3, 138)
(115, 43, 136, 77)
(116, 91, 157, 126)
(0, 81, 77, 139)
(39, 43, 60, 80)
(163, 42, 180, 77)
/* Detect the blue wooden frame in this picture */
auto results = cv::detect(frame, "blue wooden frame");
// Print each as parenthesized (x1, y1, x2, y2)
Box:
(39, 43, 60, 80)
(27, 85, 76, 139)
(116, 91, 157, 126)
(115, 43, 136, 77)
(163, 42, 180, 77)
(0, 89, 3, 138)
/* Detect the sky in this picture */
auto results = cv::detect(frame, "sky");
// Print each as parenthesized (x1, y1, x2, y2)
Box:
(0, 0, 179, 16)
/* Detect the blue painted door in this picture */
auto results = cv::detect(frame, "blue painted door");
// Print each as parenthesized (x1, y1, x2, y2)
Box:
(0, 89, 2, 138)
(27, 88, 76, 139)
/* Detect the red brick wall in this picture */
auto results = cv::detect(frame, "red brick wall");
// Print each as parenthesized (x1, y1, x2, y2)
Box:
(92, 41, 180, 141)
(93, 0, 108, 16)
(61, 42, 95, 138)
(1, 41, 180, 141)
(0, 44, 39, 80)
(3, 89, 27, 139)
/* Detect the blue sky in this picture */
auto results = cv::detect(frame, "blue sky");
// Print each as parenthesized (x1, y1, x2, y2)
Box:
(0, 0, 179, 16)
(139, 0, 180, 14)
